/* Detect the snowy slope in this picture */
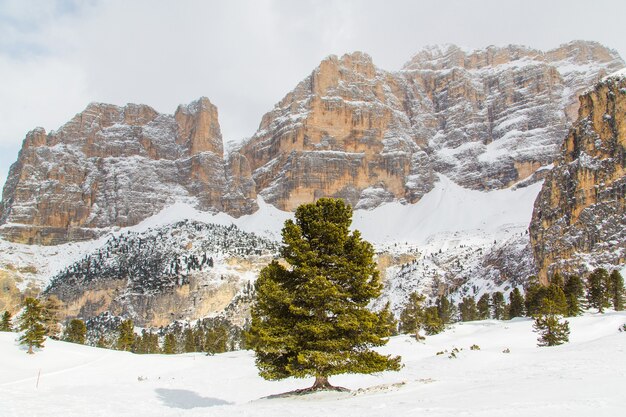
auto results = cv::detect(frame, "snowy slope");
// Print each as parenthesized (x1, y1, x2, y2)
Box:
(1, 311, 625, 417)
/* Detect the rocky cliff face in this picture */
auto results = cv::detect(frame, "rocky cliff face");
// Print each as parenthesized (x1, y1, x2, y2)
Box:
(0, 98, 256, 244)
(530, 73, 626, 283)
(239, 41, 623, 210)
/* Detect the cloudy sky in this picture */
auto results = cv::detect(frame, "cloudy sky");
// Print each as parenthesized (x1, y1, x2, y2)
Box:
(1, 0, 625, 189)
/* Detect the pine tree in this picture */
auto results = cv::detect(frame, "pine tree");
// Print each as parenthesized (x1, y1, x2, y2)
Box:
(422, 306, 444, 335)
(608, 270, 625, 311)
(477, 293, 491, 320)
(525, 280, 546, 316)
(491, 292, 505, 319)
(587, 268, 610, 313)
(563, 275, 584, 316)
(508, 288, 525, 319)
(459, 296, 478, 321)
(399, 292, 425, 339)
(183, 328, 196, 352)
(382, 301, 399, 336)
(18, 298, 46, 354)
(64, 319, 86, 344)
(1, 311, 13, 331)
(116, 319, 135, 351)
(42, 295, 64, 339)
(532, 300, 570, 347)
(541, 284, 568, 316)
(206, 325, 229, 354)
(436, 295, 454, 324)
(163, 333, 177, 354)
(247, 198, 401, 391)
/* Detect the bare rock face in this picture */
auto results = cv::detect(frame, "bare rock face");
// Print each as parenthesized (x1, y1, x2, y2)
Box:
(530, 73, 626, 283)
(0, 98, 256, 244)
(240, 41, 623, 210)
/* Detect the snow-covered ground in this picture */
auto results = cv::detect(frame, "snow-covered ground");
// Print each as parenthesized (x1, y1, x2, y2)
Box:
(2, 311, 625, 417)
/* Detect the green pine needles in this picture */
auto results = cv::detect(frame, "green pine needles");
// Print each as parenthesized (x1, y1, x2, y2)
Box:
(18, 298, 47, 354)
(247, 198, 401, 391)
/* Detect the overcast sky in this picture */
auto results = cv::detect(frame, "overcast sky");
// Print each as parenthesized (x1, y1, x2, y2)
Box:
(1, 0, 625, 189)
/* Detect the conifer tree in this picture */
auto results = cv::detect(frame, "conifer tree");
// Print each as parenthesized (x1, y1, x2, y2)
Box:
(184, 328, 196, 352)
(42, 295, 64, 339)
(436, 295, 454, 324)
(563, 275, 584, 316)
(491, 292, 505, 319)
(608, 270, 624, 311)
(508, 288, 525, 319)
(64, 319, 86, 344)
(18, 298, 46, 354)
(422, 306, 444, 335)
(587, 268, 610, 313)
(541, 284, 568, 316)
(459, 296, 478, 321)
(163, 333, 177, 354)
(116, 319, 135, 351)
(206, 325, 229, 354)
(383, 301, 399, 336)
(477, 293, 491, 320)
(524, 280, 546, 316)
(247, 198, 400, 391)
(1, 310, 13, 331)
(532, 300, 570, 347)
(399, 292, 425, 340)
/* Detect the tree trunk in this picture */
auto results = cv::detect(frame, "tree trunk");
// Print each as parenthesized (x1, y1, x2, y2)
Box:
(27, 344, 34, 354)
(311, 375, 332, 390)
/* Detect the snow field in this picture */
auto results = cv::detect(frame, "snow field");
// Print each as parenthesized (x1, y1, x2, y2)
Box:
(1, 311, 625, 417)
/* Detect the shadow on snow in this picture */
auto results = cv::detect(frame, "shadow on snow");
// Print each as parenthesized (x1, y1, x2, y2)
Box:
(155, 388, 232, 409)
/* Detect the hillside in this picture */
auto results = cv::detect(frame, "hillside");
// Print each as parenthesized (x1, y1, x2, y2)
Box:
(1, 311, 625, 417)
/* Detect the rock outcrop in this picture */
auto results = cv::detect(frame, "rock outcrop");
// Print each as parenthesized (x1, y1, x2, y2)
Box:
(530, 72, 626, 283)
(0, 98, 256, 244)
(239, 41, 623, 210)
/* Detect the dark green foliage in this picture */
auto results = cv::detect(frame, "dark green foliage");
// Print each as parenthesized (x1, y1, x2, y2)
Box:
(587, 268, 610, 313)
(532, 300, 570, 347)
(163, 333, 177, 354)
(525, 280, 568, 317)
(608, 270, 624, 311)
(542, 284, 568, 315)
(436, 295, 454, 324)
(18, 298, 46, 354)
(248, 198, 400, 385)
(524, 280, 545, 316)
(116, 319, 135, 351)
(64, 319, 86, 344)
(459, 297, 478, 322)
(1, 311, 13, 331)
(183, 328, 196, 353)
(399, 292, 425, 339)
(42, 295, 63, 339)
(563, 275, 584, 316)
(508, 288, 525, 319)
(491, 292, 505, 320)
(477, 294, 491, 320)
(383, 302, 399, 336)
(205, 325, 229, 354)
(422, 306, 444, 335)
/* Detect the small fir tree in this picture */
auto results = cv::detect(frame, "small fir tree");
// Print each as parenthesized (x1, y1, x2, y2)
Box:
(587, 268, 610, 313)
(399, 292, 425, 340)
(532, 300, 570, 347)
(540, 284, 568, 316)
(18, 298, 46, 354)
(247, 198, 401, 391)
(116, 319, 135, 351)
(563, 275, 584, 316)
(183, 328, 196, 352)
(42, 295, 64, 339)
(163, 333, 177, 354)
(1, 310, 13, 331)
(608, 270, 624, 311)
(491, 292, 505, 319)
(459, 296, 478, 322)
(206, 325, 229, 354)
(436, 295, 454, 324)
(508, 288, 525, 319)
(477, 293, 491, 320)
(64, 319, 86, 344)
(422, 306, 444, 335)
(382, 301, 399, 336)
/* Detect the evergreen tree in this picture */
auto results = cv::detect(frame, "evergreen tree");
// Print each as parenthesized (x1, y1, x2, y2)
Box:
(247, 198, 401, 391)
(563, 275, 584, 316)
(477, 293, 491, 320)
(183, 328, 196, 352)
(541, 284, 568, 316)
(163, 333, 177, 354)
(508, 288, 525, 319)
(206, 325, 229, 354)
(143, 331, 160, 354)
(587, 268, 610, 313)
(459, 296, 478, 321)
(399, 292, 425, 340)
(525, 280, 546, 316)
(42, 295, 64, 339)
(1, 310, 13, 331)
(18, 298, 46, 354)
(64, 319, 86, 344)
(382, 301, 399, 336)
(491, 292, 505, 319)
(116, 319, 135, 351)
(436, 295, 454, 324)
(532, 300, 570, 347)
(422, 306, 444, 335)
(608, 270, 625, 311)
